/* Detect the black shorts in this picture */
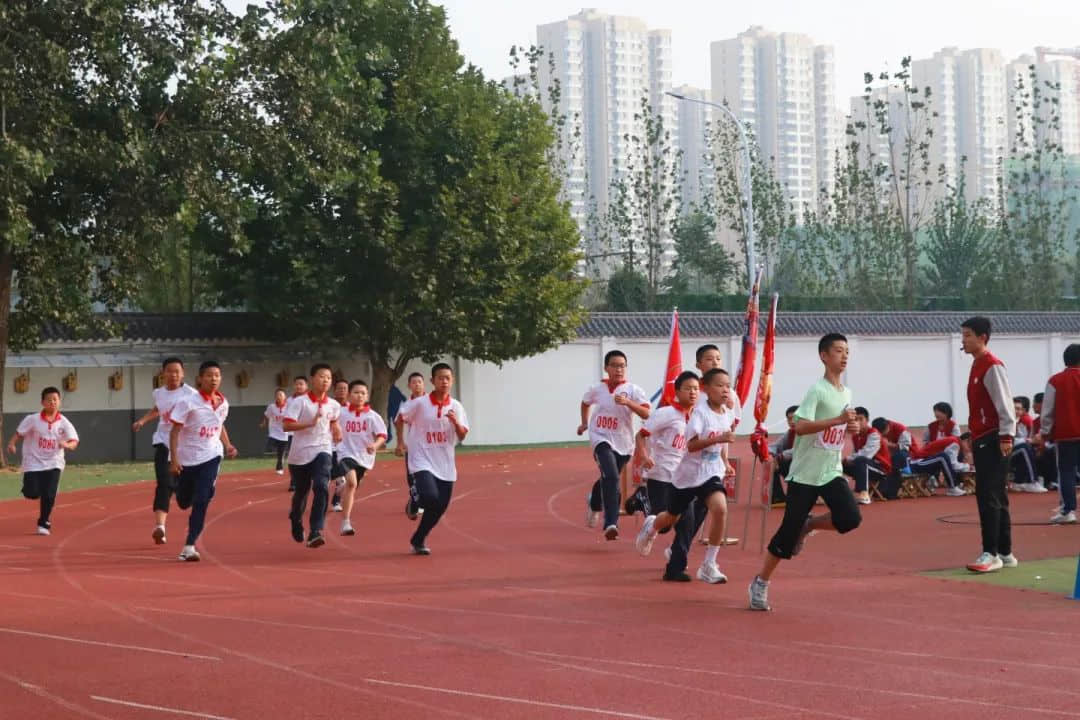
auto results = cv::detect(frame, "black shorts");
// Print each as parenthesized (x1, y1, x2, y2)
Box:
(767, 477, 862, 559)
(667, 477, 727, 517)
(333, 456, 367, 481)
(22, 469, 61, 500)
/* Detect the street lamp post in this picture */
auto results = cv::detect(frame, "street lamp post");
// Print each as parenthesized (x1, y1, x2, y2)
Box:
(665, 91, 756, 283)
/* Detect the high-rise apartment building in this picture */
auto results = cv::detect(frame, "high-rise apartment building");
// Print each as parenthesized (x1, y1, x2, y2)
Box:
(1006, 55, 1080, 158)
(673, 85, 712, 211)
(710, 26, 838, 212)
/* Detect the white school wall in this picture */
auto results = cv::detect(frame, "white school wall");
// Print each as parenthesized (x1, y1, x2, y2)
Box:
(451, 333, 1080, 446)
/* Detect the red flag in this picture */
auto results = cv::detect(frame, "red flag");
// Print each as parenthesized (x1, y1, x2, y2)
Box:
(750, 293, 779, 463)
(733, 267, 763, 413)
(658, 309, 682, 408)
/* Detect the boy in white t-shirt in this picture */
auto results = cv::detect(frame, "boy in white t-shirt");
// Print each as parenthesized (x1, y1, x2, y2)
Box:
(284, 376, 309, 491)
(636, 368, 737, 584)
(133, 357, 199, 545)
(283, 363, 342, 548)
(394, 372, 427, 520)
(332, 380, 388, 536)
(577, 350, 651, 540)
(329, 378, 350, 511)
(168, 361, 237, 561)
(632, 370, 699, 581)
(7, 386, 79, 536)
(259, 388, 290, 475)
(395, 363, 469, 555)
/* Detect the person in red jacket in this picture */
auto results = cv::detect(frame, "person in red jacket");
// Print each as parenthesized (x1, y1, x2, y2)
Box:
(924, 402, 961, 444)
(843, 408, 891, 504)
(909, 436, 968, 496)
(875, 417, 919, 472)
(1040, 343, 1080, 524)
(1032, 392, 1058, 491)
(1010, 396, 1045, 493)
(961, 316, 1018, 573)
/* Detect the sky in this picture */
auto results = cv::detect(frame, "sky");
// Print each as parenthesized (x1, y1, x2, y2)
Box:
(431, 0, 1079, 108)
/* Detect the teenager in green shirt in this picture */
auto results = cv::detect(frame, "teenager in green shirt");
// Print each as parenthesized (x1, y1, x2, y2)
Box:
(749, 333, 863, 611)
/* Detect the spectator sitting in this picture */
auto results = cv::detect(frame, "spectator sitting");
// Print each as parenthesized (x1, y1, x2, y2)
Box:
(844, 407, 891, 504)
(1011, 395, 1047, 493)
(909, 435, 968, 496)
(767, 405, 798, 507)
(874, 417, 919, 474)
(1032, 392, 1058, 491)
(924, 402, 961, 444)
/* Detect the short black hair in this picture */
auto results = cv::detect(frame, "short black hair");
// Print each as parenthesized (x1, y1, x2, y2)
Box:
(408, 372, 424, 381)
(604, 350, 627, 367)
(1065, 343, 1080, 367)
(785, 405, 798, 416)
(162, 357, 183, 369)
(1034, 392, 1044, 404)
(431, 362, 453, 377)
(818, 333, 847, 354)
(310, 363, 332, 377)
(695, 344, 720, 363)
(334, 378, 349, 387)
(961, 316, 992, 341)
(293, 376, 308, 384)
(674, 370, 699, 391)
(701, 367, 729, 386)
(1014, 395, 1030, 412)
(871, 417, 888, 433)
(198, 360, 221, 375)
(349, 379, 368, 391)
(41, 386, 61, 400)
(932, 401, 953, 419)
(275, 387, 287, 395)
(854, 406, 869, 419)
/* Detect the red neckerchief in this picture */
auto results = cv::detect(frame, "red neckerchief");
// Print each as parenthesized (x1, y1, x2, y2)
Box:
(275, 400, 287, 409)
(429, 392, 452, 418)
(603, 378, 624, 393)
(40, 410, 63, 429)
(673, 402, 692, 421)
(348, 403, 370, 417)
(307, 390, 329, 406)
(199, 389, 225, 410)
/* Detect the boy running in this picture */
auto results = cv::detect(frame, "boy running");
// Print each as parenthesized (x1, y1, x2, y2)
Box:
(259, 388, 290, 476)
(283, 364, 343, 548)
(168, 361, 237, 561)
(396, 363, 469, 554)
(7, 387, 79, 536)
(578, 350, 650, 540)
(284, 376, 309, 492)
(330, 378, 350, 512)
(636, 368, 737, 584)
(333, 380, 388, 536)
(961, 316, 1019, 573)
(132, 357, 199, 545)
(394, 371, 427, 520)
(749, 333, 863, 611)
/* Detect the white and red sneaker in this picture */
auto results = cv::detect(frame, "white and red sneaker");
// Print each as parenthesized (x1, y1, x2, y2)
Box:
(966, 552, 1002, 573)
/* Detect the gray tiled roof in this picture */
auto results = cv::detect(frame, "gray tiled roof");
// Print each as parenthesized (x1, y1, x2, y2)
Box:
(577, 312, 1080, 338)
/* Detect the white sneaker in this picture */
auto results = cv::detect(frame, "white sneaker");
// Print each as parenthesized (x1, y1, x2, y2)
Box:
(178, 545, 201, 562)
(1029, 482, 1048, 493)
(1051, 510, 1078, 524)
(945, 486, 967, 497)
(341, 520, 355, 536)
(748, 575, 770, 611)
(275, 469, 284, 475)
(696, 562, 728, 584)
(332, 503, 344, 512)
(966, 552, 1002, 573)
(585, 509, 601, 528)
(36, 526, 50, 536)
(1000, 553, 1019, 568)
(635, 515, 657, 556)
(604, 525, 619, 541)
(152, 525, 167, 544)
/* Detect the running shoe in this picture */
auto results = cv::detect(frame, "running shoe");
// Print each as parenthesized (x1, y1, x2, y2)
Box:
(748, 576, 771, 611)
(178, 545, 201, 562)
(152, 526, 166, 545)
(966, 552, 1003, 573)
(696, 563, 728, 584)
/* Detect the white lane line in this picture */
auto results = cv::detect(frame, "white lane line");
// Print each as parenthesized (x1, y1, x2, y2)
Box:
(92, 573, 232, 592)
(0, 543, 31, 550)
(91, 695, 236, 719)
(4, 566, 31, 572)
(0, 627, 221, 661)
(252, 564, 403, 580)
(546, 481, 594, 532)
(80, 551, 171, 562)
(363, 678, 671, 720)
(0, 669, 113, 719)
(793, 639, 1080, 674)
(133, 606, 422, 640)
(343, 598, 596, 626)
(0, 589, 86, 605)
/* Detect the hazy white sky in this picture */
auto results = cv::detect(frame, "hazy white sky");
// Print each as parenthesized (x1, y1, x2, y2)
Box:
(433, 0, 1079, 106)
(222, 0, 1078, 108)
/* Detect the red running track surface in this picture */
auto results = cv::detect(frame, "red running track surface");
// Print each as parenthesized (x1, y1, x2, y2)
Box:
(1, 446, 1078, 720)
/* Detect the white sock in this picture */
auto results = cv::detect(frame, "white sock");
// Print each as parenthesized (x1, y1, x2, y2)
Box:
(705, 545, 719, 566)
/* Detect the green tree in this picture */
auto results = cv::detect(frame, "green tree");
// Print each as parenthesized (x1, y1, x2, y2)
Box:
(0, 0, 242, 464)
(922, 173, 996, 307)
(665, 209, 736, 295)
(214, 0, 585, 417)
(605, 265, 649, 311)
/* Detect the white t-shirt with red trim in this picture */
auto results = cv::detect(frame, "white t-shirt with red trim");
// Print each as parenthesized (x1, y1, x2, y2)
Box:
(285, 392, 341, 466)
(16, 412, 79, 472)
(397, 393, 469, 482)
(170, 391, 229, 467)
(338, 405, 388, 469)
(582, 381, 650, 455)
(640, 405, 691, 484)
(264, 402, 289, 442)
(672, 402, 735, 489)
(151, 384, 199, 446)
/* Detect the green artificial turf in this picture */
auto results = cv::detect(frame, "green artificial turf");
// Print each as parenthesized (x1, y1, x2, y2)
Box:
(924, 556, 1079, 597)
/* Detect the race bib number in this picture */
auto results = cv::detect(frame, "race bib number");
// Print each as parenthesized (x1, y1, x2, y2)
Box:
(815, 424, 846, 450)
(595, 415, 618, 431)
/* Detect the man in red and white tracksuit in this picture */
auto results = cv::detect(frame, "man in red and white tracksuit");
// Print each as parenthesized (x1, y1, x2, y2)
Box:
(1040, 343, 1080, 524)
(961, 317, 1018, 573)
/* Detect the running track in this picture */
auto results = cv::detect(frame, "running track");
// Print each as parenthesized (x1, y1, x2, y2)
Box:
(1, 446, 1078, 720)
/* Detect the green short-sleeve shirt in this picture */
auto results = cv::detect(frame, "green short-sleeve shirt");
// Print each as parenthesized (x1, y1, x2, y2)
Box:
(787, 378, 852, 487)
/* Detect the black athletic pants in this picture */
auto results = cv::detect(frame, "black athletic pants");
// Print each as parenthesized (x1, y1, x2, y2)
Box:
(588, 442, 629, 529)
(152, 443, 177, 513)
(973, 434, 1012, 557)
(410, 470, 454, 547)
(289, 453, 332, 535)
(767, 478, 861, 559)
(22, 469, 61, 529)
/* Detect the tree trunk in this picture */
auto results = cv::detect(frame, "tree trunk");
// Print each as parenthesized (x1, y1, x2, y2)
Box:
(369, 361, 397, 427)
(0, 250, 13, 468)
